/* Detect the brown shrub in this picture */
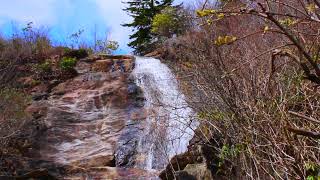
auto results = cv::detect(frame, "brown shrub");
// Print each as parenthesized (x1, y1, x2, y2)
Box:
(0, 88, 31, 152)
(0, 28, 52, 87)
(161, 0, 320, 179)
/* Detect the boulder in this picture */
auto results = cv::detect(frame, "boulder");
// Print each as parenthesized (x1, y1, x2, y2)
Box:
(160, 130, 224, 180)
(64, 166, 159, 179)
(92, 59, 114, 72)
(159, 147, 203, 180)
(144, 50, 161, 58)
(175, 164, 213, 180)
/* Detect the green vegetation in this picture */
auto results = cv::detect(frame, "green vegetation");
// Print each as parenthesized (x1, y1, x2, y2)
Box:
(151, 6, 188, 38)
(152, 7, 177, 37)
(305, 162, 320, 180)
(123, 1, 190, 54)
(59, 57, 77, 71)
(96, 39, 119, 54)
(64, 48, 89, 59)
(123, 0, 173, 54)
(37, 60, 52, 73)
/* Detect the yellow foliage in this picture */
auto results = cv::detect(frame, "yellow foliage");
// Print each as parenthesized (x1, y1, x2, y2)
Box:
(217, 13, 225, 19)
(263, 26, 269, 34)
(307, 3, 316, 12)
(196, 9, 216, 17)
(279, 18, 297, 27)
(214, 35, 237, 46)
(183, 62, 193, 69)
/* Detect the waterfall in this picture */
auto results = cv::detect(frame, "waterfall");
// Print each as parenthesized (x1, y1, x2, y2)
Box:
(132, 56, 196, 170)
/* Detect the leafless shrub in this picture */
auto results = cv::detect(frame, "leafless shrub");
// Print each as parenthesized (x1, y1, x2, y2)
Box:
(161, 0, 320, 179)
(0, 25, 52, 87)
(0, 88, 31, 152)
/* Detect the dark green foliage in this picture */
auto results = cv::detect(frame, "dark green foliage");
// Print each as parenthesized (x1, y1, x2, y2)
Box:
(63, 48, 88, 59)
(305, 162, 320, 180)
(123, 0, 173, 54)
(59, 57, 77, 71)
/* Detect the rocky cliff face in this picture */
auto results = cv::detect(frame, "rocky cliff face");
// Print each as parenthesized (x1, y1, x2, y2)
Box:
(3, 54, 211, 180)
(21, 55, 158, 179)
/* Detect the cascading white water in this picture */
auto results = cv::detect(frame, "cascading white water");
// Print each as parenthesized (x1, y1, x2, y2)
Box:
(132, 56, 196, 170)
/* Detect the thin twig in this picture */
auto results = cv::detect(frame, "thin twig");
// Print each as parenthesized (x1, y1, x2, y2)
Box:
(288, 111, 320, 124)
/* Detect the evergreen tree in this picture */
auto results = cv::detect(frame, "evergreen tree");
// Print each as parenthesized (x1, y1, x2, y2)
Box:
(151, 6, 189, 38)
(123, 0, 173, 54)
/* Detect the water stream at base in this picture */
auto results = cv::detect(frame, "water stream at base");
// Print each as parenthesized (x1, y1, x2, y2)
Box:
(132, 56, 196, 170)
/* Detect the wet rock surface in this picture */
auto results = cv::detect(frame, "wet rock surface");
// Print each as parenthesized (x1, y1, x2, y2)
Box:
(21, 55, 159, 179)
(5, 55, 199, 180)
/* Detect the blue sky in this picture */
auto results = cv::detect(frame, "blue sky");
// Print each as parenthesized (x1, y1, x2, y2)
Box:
(0, 0, 192, 54)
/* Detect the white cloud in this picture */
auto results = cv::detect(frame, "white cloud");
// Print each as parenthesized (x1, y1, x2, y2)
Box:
(93, 0, 133, 50)
(0, 0, 73, 26)
(0, 0, 54, 26)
